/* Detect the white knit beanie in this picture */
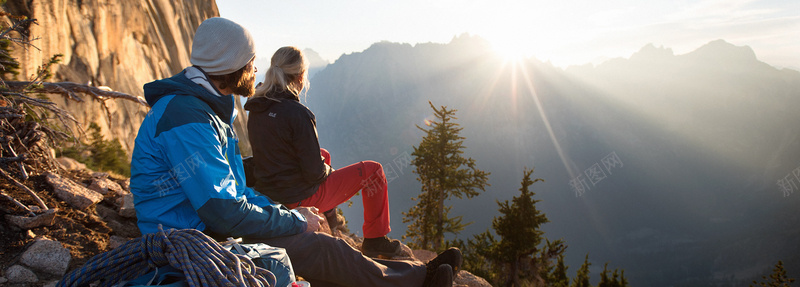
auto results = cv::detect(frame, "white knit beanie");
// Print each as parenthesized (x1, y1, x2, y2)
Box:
(190, 17, 256, 76)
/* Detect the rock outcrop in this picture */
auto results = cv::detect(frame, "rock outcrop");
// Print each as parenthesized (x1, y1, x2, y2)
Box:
(20, 237, 71, 276)
(2, 0, 221, 156)
(44, 171, 103, 209)
(4, 265, 38, 284)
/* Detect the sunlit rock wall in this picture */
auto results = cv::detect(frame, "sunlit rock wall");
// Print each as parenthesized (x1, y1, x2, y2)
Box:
(2, 0, 222, 155)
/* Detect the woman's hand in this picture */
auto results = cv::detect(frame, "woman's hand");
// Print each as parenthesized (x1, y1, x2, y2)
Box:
(295, 206, 324, 233)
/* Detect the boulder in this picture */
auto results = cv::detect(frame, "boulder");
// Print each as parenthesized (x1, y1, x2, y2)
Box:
(55, 157, 86, 171)
(455, 271, 493, 287)
(96, 205, 140, 238)
(412, 249, 437, 262)
(91, 172, 109, 178)
(119, 193, 136, 218)
(390, 244, 415, 261)
(5, 265, 38, 283)
(411, 249, 492, 286)
(5, 208, 57, 229)
(20, 237, 71, 276)
(109, 235, 131, 250)
(120, 178, 130, 192)
(88, 176, 124, 195)
(45, 171, 104, 209)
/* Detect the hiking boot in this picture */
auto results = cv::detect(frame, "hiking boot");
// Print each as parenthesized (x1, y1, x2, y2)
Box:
(423, 263, 453, 287)
(426, 248, 462, 276)
(361, 236, 402, 258)
(323, 208, 343, 231)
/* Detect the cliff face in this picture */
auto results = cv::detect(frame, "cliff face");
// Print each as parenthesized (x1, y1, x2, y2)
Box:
(2, 0, 221, 155)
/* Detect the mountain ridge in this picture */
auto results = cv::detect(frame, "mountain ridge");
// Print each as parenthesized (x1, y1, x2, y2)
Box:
(305, 35, 800, 286)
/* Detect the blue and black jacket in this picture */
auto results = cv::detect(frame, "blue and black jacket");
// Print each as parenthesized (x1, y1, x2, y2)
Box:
(130, 67, 307, 238)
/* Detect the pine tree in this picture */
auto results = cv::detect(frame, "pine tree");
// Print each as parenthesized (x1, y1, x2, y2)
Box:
(461, 231, 501, 282)
(87, 122, 130, 176)
(463, 168, 565, 286)
(0, 38, 20, 80)
(403, 101, 490, 251)
(611, 269, 622, 287)
(571, 254, 591, 287)
(550, 253, 570, 287)
(59, 122, 130, 176)
(493, 167, 554, 286)
(596, 262, 629, 287)
(751, 261, 795, 287)
(538, 247, 555, 284)
(619, 270, 629, 287)
(598, 263, 612, 287)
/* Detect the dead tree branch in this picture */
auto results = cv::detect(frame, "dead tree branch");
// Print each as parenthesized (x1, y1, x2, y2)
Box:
(0, 190, 35, 216)
(3, 81, 148, 106)
(0, 18, 38, 42)
(1, 92, 79, 136)
(2, 139, 27, 180)
(0, 166, 47, 211)
(6, 81, 148, 107)
(0, 155, 25, 163)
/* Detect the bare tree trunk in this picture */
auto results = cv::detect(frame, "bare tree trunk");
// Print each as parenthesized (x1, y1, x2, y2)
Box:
(434, 180, 444, 251)
(421, 185, 430, 250)
(434, 120, 447, 251)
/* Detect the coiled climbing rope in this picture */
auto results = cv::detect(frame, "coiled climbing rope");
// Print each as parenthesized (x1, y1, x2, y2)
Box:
(57, 227, 276, 287)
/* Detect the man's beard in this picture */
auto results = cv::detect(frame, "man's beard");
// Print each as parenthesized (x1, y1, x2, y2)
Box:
(232, 74, 255, 97)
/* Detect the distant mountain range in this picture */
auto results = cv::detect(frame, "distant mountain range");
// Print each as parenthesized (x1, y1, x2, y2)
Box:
(253, 48, 329, 87)
(303, 48, 330, 78)
(305, 35, 800, 286)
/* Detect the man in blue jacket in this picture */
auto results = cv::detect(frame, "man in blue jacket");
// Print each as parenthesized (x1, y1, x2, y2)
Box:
(130, 17, 460, 287)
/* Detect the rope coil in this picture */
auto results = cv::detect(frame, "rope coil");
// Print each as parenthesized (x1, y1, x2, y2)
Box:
(58, 227, 276, 287)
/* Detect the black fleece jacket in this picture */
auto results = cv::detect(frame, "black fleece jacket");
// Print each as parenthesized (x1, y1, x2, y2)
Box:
(244, 90, 333, 204)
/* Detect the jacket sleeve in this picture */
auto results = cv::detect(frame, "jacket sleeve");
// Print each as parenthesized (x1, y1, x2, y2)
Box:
(160, 120, 307, 238)
(292, 110, 333, 183)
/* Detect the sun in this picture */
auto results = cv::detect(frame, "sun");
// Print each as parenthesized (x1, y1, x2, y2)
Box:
(491, 39, 531, 62)
(483, 25, 537, 63)
(473, 2, 541, 62)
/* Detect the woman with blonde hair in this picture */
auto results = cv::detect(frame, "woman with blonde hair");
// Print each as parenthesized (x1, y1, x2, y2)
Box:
(245, 46, 403, 258)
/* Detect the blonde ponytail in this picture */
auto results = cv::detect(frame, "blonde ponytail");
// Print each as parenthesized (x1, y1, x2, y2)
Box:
(254, 46, 309, 99)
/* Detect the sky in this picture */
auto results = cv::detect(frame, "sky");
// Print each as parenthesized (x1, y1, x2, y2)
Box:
(217, 0, 799, 69)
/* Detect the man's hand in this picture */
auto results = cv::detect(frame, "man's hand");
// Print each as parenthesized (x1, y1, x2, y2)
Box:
(295, 206, 324, 233)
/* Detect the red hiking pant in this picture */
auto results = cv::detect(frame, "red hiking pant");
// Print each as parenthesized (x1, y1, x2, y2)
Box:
(290, 149, 391, 238)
